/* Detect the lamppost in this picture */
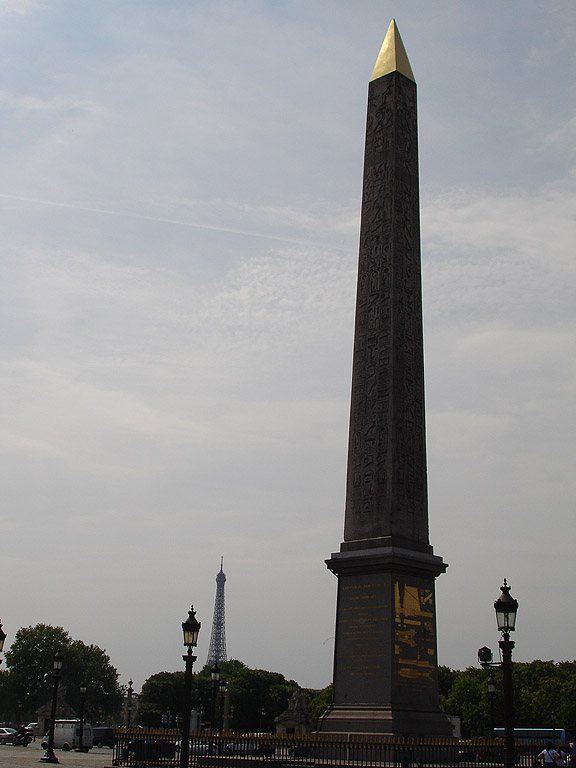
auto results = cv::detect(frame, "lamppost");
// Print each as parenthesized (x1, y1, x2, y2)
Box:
(478, 580, 518, 768)
(77, 683, 87, 752)
(0, 618, 6, 665)
(222, 685, 231, 733)
(487, 673, 496, 737)
(218, 681, 228, 731)
(41, 649, 64, 764)
(210, 663, 220, 732)
(127, 680, 134, 727)
(179, 606, 201, 768)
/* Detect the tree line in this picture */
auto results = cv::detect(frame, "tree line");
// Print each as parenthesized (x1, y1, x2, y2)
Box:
(440, 660, 576, 738)
(9, 624, 571, 738)
(0, 623, 331, 730)
(138, 660, 332, 732)
(0, 624, 123, 724)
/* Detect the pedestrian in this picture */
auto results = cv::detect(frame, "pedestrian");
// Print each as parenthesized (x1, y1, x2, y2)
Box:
(540, 742, 560, 766)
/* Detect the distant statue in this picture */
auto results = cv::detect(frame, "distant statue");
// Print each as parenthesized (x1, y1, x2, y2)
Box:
(288, 688, 307, 712)
(275, 687, 312, 736)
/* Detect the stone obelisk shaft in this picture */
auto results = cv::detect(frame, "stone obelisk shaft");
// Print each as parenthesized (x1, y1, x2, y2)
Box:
(321, 21, 450, 737)
(344, 31, 428, 553)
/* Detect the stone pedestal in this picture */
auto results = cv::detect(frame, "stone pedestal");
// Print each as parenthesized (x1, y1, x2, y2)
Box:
(320, 546, 449, 735)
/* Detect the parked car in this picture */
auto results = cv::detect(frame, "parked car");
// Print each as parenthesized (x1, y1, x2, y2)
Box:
(122, 739, 177, 761)
(187, 740, 213, 755)
(92, 727, 115, 749)
(225, 741, 275, 757)
(0, 727, 16, 745)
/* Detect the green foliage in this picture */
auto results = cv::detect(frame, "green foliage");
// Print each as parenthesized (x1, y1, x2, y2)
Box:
(2, 623, 123, 723)
(4, 624, 70, 715)
(65, 639, 124, 720)
(441, 660, 576, 738)
(201, 662, 298, 733)
(442, 666, 488, 737)
(305, 684, 332, 722)
(438, 665, 459, 699)
(141, 659, 311, 733)
(139, 671, 185, 727)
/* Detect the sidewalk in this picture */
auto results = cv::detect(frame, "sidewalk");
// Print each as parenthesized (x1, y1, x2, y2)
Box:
(0, 741, 114, 768)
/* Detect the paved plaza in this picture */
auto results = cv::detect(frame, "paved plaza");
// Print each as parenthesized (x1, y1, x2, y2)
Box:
(0, 741, 114, 768)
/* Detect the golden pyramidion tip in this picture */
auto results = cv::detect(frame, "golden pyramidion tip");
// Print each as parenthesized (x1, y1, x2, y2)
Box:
(370, 19, 415, 83)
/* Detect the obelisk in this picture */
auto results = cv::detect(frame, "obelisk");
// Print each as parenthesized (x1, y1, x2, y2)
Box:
(319, 20, 451, 736)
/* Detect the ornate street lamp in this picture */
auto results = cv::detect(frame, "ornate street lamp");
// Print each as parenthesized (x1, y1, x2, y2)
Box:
(41, 649, 64, 764)
(179, 606, 201, 768)
(494, 580, 518, 634)
(0, 619, 6, 665)
(495, 580, 518, 768)
(127, 679, 134, 727)
(77, 683, 87, 752)
(480, 581, 518, 768)
(210, 663, 220, 731)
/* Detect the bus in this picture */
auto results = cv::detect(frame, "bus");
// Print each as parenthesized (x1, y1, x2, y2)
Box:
(493, 728, 567, 744)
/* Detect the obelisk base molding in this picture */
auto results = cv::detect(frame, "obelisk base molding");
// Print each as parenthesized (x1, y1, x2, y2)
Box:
(327, 545, 447, 578)
(318, 704, 453, 737)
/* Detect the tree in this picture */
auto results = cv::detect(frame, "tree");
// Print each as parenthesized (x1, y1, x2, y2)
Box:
(4, 624, 70, 716)
(139, 672, 185, 727)
(438, 665, 460, 700)
(306, 684, 332, 724)
(0, 669, 20, 722)
(65, 639, 124, 721)
(141, 660, 303, 733)
(212, 665, 297, 733)
(442, 667, 488, 737)
(439, 660, 576, 739)
(3, 624, 123, 723)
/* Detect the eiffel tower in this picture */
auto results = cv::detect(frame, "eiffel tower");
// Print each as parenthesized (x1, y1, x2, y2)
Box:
(206, 558, 227, 667)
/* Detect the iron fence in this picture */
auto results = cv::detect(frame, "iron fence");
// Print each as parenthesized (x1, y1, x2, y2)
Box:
(113, 728, 554, 768)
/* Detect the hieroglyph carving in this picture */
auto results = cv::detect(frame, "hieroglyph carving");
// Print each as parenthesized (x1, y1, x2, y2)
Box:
(344, 72, 428, 547)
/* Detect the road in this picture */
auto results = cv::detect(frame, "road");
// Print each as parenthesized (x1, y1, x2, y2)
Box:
(0, 740, 115, 768)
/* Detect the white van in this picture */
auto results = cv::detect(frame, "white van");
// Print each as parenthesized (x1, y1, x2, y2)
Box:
(41, 720, 93, 752)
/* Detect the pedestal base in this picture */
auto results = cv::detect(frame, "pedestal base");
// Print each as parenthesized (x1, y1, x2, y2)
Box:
(318, 703, 452, 737)
(323, 545, 450, 738)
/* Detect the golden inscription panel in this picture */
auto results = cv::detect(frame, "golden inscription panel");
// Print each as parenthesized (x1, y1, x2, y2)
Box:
(394, 581, 435, 682)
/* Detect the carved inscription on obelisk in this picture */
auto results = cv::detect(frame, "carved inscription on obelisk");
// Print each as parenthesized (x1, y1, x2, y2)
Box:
(344, 68, 429, 553)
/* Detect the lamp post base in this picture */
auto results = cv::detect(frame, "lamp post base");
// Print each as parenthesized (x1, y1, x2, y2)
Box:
(40, 754, 60, 764)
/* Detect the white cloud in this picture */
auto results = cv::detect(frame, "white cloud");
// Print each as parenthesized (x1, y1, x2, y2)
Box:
(0, 0, 42, 15)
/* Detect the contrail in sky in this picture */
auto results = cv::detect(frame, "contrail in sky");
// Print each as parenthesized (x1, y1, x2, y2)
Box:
(0, 192, 350, 251)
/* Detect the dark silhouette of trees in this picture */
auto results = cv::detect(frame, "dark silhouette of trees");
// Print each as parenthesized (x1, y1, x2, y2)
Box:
(140, 660, 307, 732)
(440, 660, 576, 738)
(1, 623, 123, 724)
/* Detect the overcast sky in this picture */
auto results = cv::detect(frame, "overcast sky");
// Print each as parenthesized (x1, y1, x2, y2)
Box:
(1, 0, 575, 696)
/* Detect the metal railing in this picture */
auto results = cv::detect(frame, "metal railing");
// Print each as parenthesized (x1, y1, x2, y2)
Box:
(113, 727, 555, 768)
